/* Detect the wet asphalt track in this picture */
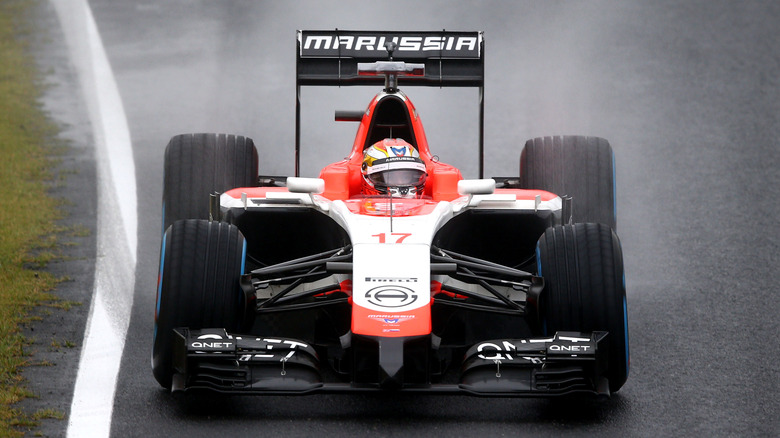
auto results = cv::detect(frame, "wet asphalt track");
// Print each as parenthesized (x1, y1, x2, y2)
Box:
(31, 0, 780, 436)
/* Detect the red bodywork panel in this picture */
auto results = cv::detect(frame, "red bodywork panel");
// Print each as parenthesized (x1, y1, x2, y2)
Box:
(319, 91, 463, 202)
(351, 304, 432, 338)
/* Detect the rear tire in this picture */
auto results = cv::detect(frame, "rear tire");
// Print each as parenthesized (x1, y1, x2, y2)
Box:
(152, 219, 248, 389)
(163, 133, 258, 231)
(536, 223, 629, 392)
(520, 136, 616, 229)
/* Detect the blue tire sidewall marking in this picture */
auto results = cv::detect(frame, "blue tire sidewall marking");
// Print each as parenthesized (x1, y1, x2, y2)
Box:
(239, 239, 247, 306)
(619, 238, 629, 377)
(154, 232, 167, 343)
(623, 283, 630, 377)
(535, 244, 542, 277)
(612, 149, 617, 225)
(535, 243, 547, 336)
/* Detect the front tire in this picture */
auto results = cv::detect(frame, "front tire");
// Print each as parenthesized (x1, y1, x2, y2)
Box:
(152, 219, 248, 389)
(536, 223, 629, 392)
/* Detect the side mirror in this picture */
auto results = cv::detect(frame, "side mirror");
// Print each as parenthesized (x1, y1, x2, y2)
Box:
(335, 110, 365, 122)
(287, 177, 325, 194)
(457, 179, 495, 196)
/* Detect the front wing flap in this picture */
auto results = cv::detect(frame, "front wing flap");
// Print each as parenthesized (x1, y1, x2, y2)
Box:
(171, 328, 611, 397)
(171, 328, 323, 393)
(460, 331, 610, 397)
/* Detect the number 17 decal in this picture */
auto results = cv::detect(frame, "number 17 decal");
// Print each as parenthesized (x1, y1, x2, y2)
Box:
(372, 232, 412, 243)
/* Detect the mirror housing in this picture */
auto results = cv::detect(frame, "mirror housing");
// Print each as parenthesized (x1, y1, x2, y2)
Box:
(287, 177, 325, 194)
(457, 179, 495, 196)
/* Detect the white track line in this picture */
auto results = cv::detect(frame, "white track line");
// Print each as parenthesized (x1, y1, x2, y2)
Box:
(50, 1, 137, 437)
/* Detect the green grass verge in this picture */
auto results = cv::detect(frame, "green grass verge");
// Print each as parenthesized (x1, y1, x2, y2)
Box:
(1, 0, 69, 435)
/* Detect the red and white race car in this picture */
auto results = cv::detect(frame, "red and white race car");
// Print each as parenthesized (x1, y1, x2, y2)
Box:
(152, 30, 629, 397)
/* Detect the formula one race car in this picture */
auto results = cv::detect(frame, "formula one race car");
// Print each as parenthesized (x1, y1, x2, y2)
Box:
(152, 30, 629, 398)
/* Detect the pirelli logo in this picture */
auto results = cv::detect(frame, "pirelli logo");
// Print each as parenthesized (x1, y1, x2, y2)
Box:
(365, 277, 418, 283)
(299, 31, 482, 59)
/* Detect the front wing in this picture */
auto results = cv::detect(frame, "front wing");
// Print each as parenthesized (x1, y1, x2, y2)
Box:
(171, 328, 612, 397)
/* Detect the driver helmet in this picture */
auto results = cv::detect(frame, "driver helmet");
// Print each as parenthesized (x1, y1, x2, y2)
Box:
(361, 139, 427, 198)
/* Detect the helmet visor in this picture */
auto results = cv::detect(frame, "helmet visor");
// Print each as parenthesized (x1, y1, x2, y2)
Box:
(368, 169, 427, 189)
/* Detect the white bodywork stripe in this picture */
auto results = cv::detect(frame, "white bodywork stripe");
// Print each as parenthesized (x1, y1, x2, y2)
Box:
(353, 244, 430, 312)
(50, 1, 137, 437)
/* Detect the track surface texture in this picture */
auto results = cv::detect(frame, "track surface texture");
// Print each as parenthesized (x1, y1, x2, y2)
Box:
(31, 1, 779, 436)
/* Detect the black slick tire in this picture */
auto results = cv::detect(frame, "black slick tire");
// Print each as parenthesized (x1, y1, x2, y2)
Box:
(536, 223, 629, 393)
(152, 219, 247, 389)
(163, 133, 258, 231)
(520, 136, 616, 229)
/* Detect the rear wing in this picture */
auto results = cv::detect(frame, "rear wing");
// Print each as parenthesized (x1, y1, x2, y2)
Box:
(295, 30, 486, 177)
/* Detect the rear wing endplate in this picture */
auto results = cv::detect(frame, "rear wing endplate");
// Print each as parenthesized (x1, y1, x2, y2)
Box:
(295, 30, 486, 177)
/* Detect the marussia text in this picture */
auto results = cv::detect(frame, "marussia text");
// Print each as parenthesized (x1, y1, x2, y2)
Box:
(302, 35, 478, 53)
